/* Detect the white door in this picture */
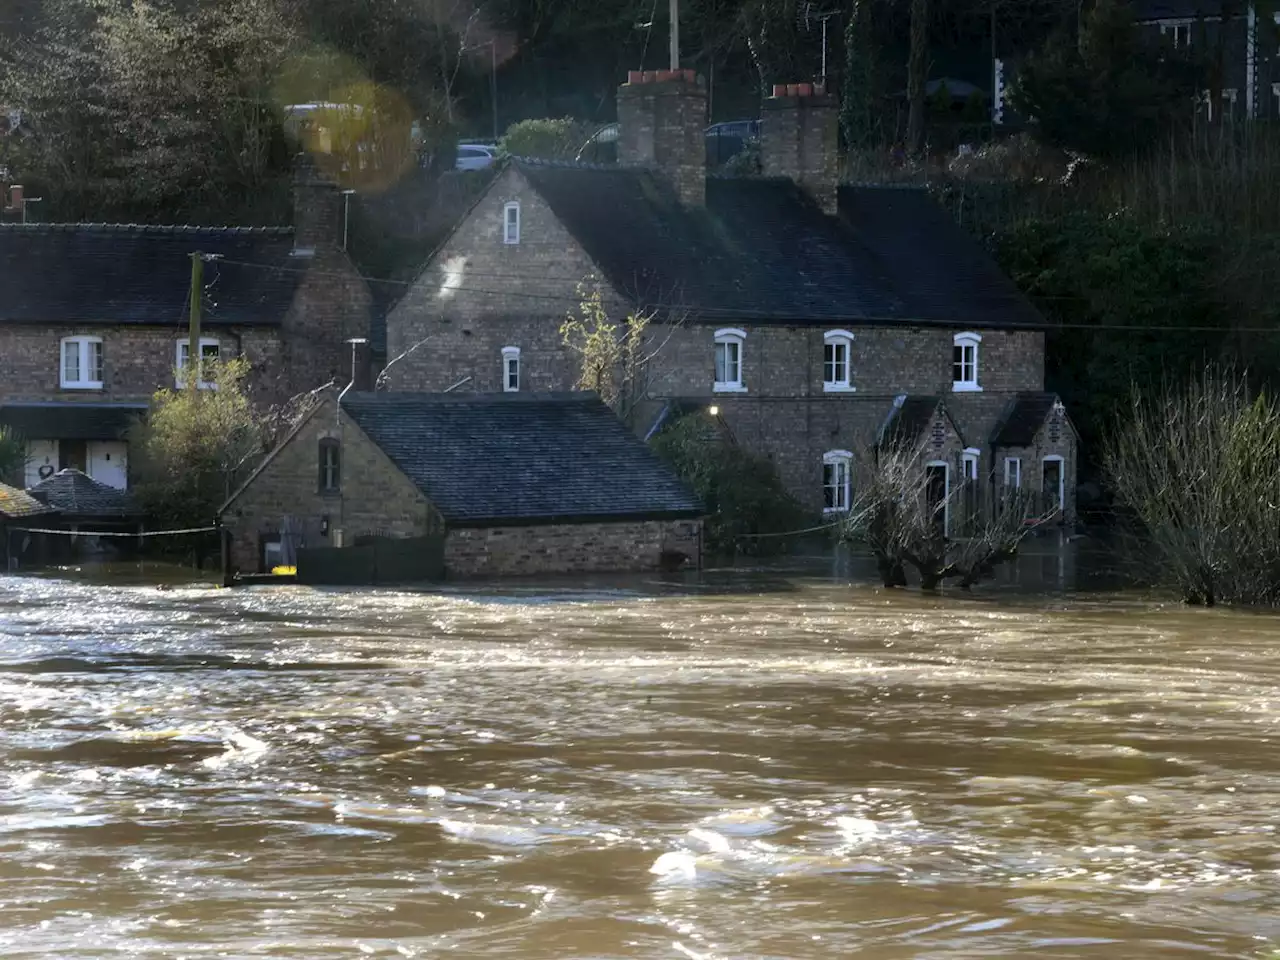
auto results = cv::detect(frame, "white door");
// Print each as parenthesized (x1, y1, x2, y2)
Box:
(25, 440, 58, 488)
(87, 441, 129, 489)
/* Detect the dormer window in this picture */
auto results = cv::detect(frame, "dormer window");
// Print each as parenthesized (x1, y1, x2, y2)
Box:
(502, 346, 520, 392)
(503, 201, 520, 244)
(952, 332, 982, 392)
(713, 328, 747, 393)
(823, 330, 855, 392)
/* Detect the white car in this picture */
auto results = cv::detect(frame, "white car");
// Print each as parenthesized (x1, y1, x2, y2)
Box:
(455, 144, 498, 171)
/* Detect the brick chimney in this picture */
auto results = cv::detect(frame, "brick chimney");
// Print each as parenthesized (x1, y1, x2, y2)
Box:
(292, 153, 341, 256)
(761, 82, 839, 215)
(617, 69, 707, 207)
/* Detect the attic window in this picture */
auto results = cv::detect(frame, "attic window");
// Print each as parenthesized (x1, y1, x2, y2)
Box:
(952, 332, 982, 393)
(503, 201, 520, 244)
(713, 328, 747, 393)
(502, 345, 520, 392)
(823, 330, 855, 392)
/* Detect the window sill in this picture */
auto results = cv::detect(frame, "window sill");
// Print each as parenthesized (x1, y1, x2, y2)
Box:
(952, 382, 983, 393)
(713, 383, 748, 394)
(61, 382, 104, 391)
(823, 383, 857, 394)
(823, 507, 849, 515)
(318, 489, 343, 499)
(175, 382, 217, 391)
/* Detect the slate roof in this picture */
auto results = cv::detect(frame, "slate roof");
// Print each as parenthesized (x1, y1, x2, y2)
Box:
(0, 403, 148, 441)
(1133, 1, 1232, 19)
(991, 393, 1064, 447)
(508, 160, 1041, 328)
(0, 483, 57, 521)
(28, 469, 141, 518)
(340, 391, 703, 526)
(878, 396, 962, 449)
(0, 224, 303, 326)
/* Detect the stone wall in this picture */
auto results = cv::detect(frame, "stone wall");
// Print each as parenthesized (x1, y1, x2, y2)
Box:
(221, 402, 433, 573)
(445, 518, 702, 578)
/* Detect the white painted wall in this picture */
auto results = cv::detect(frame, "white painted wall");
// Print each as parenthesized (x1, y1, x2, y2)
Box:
(88, 441, 129, 490)
(24, 440, 58, 488)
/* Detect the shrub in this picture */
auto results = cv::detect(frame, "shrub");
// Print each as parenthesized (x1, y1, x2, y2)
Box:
(497, 118, 592, 161)
(650, 414, 808, 556)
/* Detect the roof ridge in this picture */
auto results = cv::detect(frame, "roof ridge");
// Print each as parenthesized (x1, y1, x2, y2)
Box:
(0, 223, 294, 235)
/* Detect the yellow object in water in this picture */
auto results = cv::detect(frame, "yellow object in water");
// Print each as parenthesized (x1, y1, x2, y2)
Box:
(271, 566, 297, 576)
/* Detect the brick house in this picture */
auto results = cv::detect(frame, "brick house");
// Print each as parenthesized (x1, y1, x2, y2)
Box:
(219, 391, 703, 578)
(381, 72, 1077, 527)
(0, 159, 372, 491)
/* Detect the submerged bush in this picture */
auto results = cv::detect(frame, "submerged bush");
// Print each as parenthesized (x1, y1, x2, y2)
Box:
(1105, 369, 1280, 606)
(649, 414, 808, 556)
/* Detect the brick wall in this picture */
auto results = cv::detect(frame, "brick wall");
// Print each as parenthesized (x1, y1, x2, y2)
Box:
(617, 73, 707, 208)
(220, 402, 434, 573)
(0, 326, 283, 404)
(382, 166, 612, 388)
(761, 91, 839, 214)
(445, 518, 701, 578)
(995, 402, 1078, 522)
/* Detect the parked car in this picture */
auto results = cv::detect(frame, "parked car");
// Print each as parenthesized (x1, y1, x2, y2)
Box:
(456, 143, 498, 171)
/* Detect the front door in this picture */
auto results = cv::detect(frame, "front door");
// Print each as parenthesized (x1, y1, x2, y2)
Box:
(59, 439, 87, 473)
(1042, 458, 1063, 516)
(25, 440, 58, 487)
(926, 463, 949, 536)
(87, 441, 129, 489)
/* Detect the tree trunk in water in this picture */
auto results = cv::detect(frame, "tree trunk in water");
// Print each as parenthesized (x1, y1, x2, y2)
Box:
(906, 0, 928, 154)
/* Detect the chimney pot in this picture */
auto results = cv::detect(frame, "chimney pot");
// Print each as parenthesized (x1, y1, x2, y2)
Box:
(642, 70, 657, 83)
(813, 81, 827, 96)
(797, 82, 813, 97)
(772, 84, 787, 98)
(628, 70, 644, 85)
(786, 83, 800, 97)
(683, 68, 696, 83)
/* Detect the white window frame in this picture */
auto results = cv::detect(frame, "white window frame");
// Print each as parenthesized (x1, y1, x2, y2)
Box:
(822, 329, 856, 393)
(926, 459, 951, 536)
(60, 336, 103, 390)
(952, 332, 982, 392)
(501, 345, 520, 392)
(175, 337, 221, 389)
(1042, 454, 1065, 514)
(961, 448, 980, 483)
(1003, 456, 1022, 488)
(713, 328, 747, 393)
(1159, 19, 1194, 48)
(822, 449, 853, 514)
(503, 201, 520, 245)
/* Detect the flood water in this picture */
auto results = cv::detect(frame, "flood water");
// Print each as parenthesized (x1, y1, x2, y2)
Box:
(1, 558, 1279, 958)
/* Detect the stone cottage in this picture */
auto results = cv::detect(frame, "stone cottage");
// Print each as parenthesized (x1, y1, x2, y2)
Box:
(379, 71, 1077, 527)
(0, 158, 372, 491)
(219, 391, 703, 579)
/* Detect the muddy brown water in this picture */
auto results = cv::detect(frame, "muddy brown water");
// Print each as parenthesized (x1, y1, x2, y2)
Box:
(1, 557, 1279, 958)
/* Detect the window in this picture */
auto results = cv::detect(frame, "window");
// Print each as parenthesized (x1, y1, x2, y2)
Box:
(823, 330, 855, 392)
(502, 346, 520, 392)
(61, 336, 103, 390)
(961, 449, 979, 483)
(318, 438, 341, 494)
(1003, 456, 1022, 488)
(175, 337, 220, 389)
(952, 332, 982, 392)
(823, 450, 852, 513)
(503, 201, 520, 244)
(713, 328, 746, 392)
(1160, 20, 1193, 48)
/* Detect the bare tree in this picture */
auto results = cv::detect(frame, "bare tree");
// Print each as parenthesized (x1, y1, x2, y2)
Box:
(841, 443, 1047, 590)
(906, 0, 929, 154)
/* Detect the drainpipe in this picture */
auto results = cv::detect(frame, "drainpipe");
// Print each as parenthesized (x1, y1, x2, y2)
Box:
(336, 337, 369, 547)
(341, 190, 356, 252)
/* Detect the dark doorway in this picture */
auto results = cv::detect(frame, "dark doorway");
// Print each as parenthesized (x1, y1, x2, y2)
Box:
(925, 463, 949, 536)
(59, 440, 87, 472)
(1042, 458, 1063, 515)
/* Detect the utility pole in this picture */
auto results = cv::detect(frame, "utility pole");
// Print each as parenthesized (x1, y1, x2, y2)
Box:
(188, 252, 203, 390)
(669, 0, 679, 69)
